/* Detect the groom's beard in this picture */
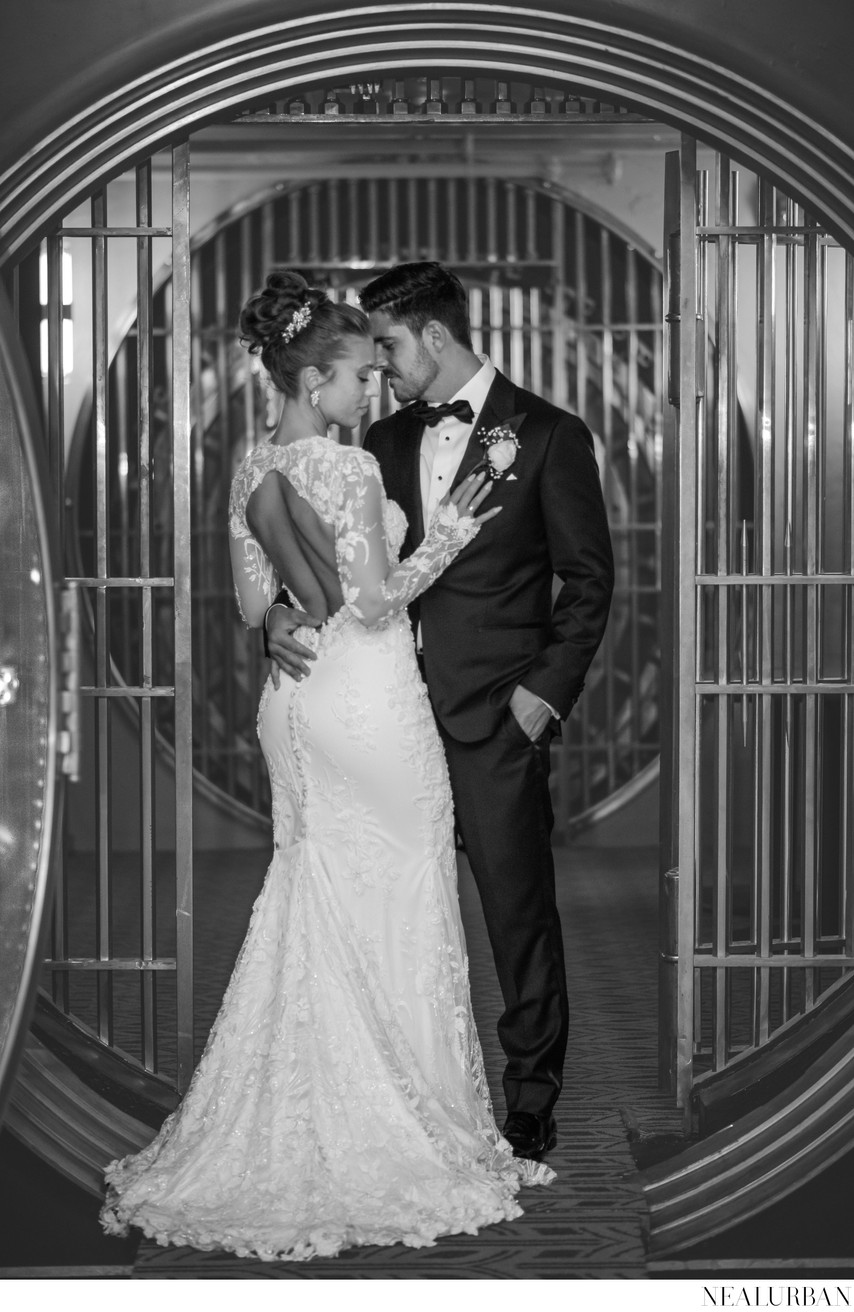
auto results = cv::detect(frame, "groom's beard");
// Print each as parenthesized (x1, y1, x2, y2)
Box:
(384, 343, 439, 403)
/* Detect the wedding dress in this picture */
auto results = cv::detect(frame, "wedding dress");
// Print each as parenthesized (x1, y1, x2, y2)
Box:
(100, 436, 553, 1262)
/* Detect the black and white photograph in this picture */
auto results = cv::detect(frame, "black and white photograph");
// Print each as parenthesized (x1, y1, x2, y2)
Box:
(1, 0, 853, 1299)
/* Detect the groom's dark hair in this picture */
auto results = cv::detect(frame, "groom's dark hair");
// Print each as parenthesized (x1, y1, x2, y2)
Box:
(359, 261, 473, 350)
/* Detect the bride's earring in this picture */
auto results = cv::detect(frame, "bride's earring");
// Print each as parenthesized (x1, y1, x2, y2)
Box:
(310, 388, 320, 408)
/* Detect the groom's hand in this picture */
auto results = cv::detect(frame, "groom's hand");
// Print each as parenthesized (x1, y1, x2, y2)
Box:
(266, 604, 322, 689)
(509, 685, 553, 742)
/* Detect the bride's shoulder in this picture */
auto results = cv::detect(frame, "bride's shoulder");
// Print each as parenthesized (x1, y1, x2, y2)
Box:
(331, 442, 380, 476)
(231, 440, 282, 482)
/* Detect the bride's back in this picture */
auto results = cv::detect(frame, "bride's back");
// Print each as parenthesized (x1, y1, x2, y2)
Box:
(246, 460, 344, 621)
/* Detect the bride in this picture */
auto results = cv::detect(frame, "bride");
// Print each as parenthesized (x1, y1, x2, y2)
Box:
(100, 271, 554, 1263)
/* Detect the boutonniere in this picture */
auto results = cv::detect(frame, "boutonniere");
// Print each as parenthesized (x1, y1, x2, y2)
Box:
(476, 414, 526, 481)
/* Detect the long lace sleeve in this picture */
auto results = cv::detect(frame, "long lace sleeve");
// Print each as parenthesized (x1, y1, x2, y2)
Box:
(228, 529, 275, 627)
(335, 451, 479, 626)
(228, 455, 278, 628)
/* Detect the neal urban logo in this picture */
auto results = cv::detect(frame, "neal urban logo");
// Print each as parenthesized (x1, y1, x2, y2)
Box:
(703, 1290, 851, 1308)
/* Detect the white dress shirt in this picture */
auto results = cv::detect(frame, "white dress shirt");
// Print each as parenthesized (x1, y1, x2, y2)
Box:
(419, 355, 496, 527)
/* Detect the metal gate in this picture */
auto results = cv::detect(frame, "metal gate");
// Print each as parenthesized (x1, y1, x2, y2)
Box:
(662, 136, 854, 1105)
(30, 147, 195, 1090)
(68, 174, 663, 838)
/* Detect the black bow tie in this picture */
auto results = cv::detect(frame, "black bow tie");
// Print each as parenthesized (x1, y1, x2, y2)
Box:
(408, 398, 475, 427)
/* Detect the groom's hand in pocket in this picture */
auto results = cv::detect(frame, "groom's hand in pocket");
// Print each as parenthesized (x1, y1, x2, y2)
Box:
(266, 604, 322, 689)
(508, 685, 553, 742)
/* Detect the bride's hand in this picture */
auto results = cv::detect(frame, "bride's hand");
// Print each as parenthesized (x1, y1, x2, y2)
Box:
(446, 470, 502, 525)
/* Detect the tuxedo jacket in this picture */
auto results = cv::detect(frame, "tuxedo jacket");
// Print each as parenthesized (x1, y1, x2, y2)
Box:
(362, 369, 615, 743)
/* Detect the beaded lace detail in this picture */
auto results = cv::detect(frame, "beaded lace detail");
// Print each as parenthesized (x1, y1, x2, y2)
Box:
(226, 436, 477, 627)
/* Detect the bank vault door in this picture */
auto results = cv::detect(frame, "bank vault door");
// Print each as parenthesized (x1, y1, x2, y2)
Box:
(662, 137, 854, 1106)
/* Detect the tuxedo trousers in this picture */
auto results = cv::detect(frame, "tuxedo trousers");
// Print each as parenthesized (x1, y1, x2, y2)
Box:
(437, 710, 569, 1119)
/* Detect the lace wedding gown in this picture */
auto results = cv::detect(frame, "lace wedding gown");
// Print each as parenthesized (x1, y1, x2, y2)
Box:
(100, 436, 553, 1262)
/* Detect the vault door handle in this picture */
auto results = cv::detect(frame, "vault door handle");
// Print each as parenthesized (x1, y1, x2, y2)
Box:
(59, 584, 80, 781)
(0, 665, 20, 706)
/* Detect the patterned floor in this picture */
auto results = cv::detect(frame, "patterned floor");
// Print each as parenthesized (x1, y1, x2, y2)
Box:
(132, 842, 685, 1279)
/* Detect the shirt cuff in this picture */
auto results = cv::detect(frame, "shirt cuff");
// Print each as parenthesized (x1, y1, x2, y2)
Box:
(532, 692, 560, 720)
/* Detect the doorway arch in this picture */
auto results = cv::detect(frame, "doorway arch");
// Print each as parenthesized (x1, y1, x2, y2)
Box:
(1, 4, 853, 263)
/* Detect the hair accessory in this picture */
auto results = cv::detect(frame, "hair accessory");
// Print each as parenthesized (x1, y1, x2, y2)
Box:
(280, 303, 312, 343)
(310, 388, 320, 407)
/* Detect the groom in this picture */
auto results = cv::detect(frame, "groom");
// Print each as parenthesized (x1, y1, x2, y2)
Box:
(267, 262, 613, 1159)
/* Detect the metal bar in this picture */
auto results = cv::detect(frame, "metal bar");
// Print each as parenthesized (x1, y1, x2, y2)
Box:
(261, 197, 275, 286)
(696, 225, 840, 239)
(346, 178, 362, 267)
(214, 229, 236, 796)
(115, 338, 132, 682)
(691, 683, 854, 694)
(68, 576, 173, 587)
(676, 134, 700, 1109)
(46, 229, 68, 1012)
(60, 226, 172, 237)
(692, 955, 854, 968)
(658, 149, 682, 1093)
(652, 259, 664, 597)
(509, 285, 524, 391)
(407, 177, 418, 260)
(525, 186, 537, 262)
(172, 141, 194, 1093)
(46, 958, 177, 971)
(697, 169, 709, 581)
(713, 156, 734, 1071)
(505, 182, 518, 266)
(92, 188, 113, 1047)
(803, 217, 820, 1005)
(239, 213, 262, 812)
(530, 285, 543, 396)
(427, 177, 438, 259)
(80, 686, 174, 697)
(387, 177, 399, 263)
(485, 177, 498, 265)
(308, 184, 321, 266)
(286, 188, 300, 264)
(469, 283, 483, 356)
(367, 178, 380, 271)
(445, 177, 458, 265)
(573, 209, 586, 415)
(756, 179, 776, 1042)
(137, 159, 157, 1071)
(327, 179, 340, 264)
(190, 242, 208, 787)
(696, 574, 854, 586)
(489, 281, 503, 373)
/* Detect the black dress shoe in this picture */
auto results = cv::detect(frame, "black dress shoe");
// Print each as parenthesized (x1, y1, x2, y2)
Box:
(502, 1112, 557, 1161)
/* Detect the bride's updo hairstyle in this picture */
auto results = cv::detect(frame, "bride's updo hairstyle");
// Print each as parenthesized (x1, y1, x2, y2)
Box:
(239, 270, 370, 399)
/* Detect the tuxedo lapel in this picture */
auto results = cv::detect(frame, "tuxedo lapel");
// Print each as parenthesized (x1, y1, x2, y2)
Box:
(450, 370, 522, 493)
(391, 407, 425, 547)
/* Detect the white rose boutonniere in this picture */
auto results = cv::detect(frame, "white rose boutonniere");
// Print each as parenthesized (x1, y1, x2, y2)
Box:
(476, 414, 525, 481)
